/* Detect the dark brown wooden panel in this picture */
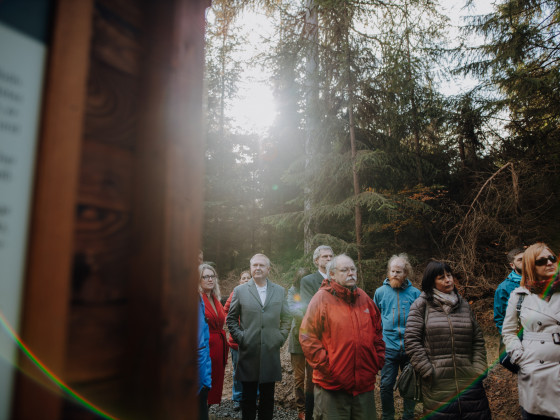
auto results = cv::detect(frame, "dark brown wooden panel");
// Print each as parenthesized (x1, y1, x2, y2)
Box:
(65, 305, 127, 383)
(84, 60, 139, 150)
(91, 3, 143, 76)
(77, 140, 134, 211)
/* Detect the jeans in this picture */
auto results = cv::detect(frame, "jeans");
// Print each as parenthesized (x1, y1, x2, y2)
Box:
(380, 348, 416, 420)
(241, 381, 275, 420)
(231, 348, 243, 402)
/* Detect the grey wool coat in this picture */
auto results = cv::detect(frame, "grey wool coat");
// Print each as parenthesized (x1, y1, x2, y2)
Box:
(226, 278, 292, 383)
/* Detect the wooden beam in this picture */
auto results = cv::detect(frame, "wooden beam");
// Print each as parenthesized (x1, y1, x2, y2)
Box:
(13, 0, 94, 419)
(125, 0, 208, 418)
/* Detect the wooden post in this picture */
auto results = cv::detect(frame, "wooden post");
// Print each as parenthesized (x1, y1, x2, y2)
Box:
(125, 0, 208, 418)
(13, 0, 93, 419)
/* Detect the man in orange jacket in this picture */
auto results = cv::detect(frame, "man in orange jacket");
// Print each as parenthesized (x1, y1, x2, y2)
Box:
(300, 254, 385, 419)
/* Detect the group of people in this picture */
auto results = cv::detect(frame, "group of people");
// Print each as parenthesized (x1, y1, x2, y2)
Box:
(196, 242, 560, 420)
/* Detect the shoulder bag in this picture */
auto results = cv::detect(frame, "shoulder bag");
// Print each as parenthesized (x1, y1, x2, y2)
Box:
(394, 300, 428, 402)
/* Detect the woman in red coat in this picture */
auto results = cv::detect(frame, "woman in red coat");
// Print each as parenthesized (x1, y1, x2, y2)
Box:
(199, 263, 228, 405)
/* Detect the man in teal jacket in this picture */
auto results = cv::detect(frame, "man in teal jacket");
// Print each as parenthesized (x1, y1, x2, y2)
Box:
(493, 247, 524, 333)
(373, 254, 420, 420)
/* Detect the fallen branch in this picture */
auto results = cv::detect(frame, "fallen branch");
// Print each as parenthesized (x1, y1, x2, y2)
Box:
(452, 162, 514, 248)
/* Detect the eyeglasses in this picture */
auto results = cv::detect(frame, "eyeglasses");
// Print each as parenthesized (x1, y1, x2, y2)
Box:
(535, 255, 557, 266)
(202, 275, 217, 280)
(337, 267, 357, 273)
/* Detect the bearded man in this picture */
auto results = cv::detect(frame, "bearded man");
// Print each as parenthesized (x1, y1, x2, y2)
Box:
(373, 254, 420, 420)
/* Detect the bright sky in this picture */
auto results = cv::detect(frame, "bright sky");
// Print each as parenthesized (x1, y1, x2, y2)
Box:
(223, 1, 496, 133)
(227, 10, 277, 135)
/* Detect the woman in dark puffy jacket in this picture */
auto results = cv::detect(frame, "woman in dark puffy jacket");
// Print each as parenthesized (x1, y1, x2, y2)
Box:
(404, 261, 491, 419)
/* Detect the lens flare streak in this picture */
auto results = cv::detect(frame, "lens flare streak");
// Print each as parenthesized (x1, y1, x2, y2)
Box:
(0, 310, 117, 420)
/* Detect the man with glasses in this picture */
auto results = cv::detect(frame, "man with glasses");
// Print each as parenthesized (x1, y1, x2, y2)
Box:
(300, 254, 385, 419)
(226, 253, 292, 420)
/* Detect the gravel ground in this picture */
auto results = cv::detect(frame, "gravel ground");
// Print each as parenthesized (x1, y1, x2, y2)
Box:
(209, 399, 299, 420)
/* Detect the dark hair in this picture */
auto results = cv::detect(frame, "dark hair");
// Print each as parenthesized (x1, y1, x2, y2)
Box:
(507, 247, 525, 263)
(421, 261, 454, 298)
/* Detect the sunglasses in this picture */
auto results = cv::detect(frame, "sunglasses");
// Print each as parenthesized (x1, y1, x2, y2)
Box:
(535, 255, 558, 266)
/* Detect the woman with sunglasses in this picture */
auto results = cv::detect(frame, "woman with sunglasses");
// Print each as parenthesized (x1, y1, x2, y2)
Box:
(199, 264, 228, 406)
(502, 242, 560, 419)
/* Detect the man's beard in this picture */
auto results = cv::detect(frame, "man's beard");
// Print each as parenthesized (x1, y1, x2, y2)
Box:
(389, 278, 404, 288)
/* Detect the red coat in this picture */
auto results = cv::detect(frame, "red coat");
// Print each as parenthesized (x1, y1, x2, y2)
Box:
(223, 291, 238, 350)
(300, 280, 385, 396)
(202, 293, 228, 405)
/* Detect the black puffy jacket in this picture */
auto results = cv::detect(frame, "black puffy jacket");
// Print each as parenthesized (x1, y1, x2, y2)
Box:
(404, 291, 491, 419)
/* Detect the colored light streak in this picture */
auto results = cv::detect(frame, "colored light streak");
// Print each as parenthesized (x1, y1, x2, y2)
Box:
(0, 310, 117, 420)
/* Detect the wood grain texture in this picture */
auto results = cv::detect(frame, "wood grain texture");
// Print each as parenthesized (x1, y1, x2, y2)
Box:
(84, 59, 139, 150)
(65, 305, 127, 383)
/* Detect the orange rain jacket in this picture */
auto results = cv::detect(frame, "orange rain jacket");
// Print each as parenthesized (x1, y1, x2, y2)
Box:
(300, 279, 385, 396)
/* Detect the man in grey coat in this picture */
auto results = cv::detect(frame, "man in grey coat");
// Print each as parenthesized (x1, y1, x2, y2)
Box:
(226, 253, 292, 420)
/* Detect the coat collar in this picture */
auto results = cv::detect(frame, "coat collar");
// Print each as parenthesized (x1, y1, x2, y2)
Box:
(247, 278, 274, 307)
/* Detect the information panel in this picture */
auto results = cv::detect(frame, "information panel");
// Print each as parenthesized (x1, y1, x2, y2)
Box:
(0, 3, 50, 416)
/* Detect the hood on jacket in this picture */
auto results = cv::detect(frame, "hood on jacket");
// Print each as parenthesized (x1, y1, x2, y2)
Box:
(505, 270, 522, 284)
(320, 279, 359, 304)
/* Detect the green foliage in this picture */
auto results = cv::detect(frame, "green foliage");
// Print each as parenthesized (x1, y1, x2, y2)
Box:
(202, 0, 560, 300)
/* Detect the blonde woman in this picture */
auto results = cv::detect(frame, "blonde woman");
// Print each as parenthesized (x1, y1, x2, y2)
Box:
(502, 242, 560, 419)
(199, 264, 228, 406)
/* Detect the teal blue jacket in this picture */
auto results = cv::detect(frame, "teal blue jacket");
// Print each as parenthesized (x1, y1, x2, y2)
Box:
(373, 279, 420, 351)
(493, 270, 522, 333)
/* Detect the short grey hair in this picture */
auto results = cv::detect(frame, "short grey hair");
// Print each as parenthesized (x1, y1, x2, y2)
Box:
(313, 245, 334, 265)
(387, 253, 413, 280)
(198, 263, 221, 301)
(326, 254, 353, 280)
(250, 253, 271, 267)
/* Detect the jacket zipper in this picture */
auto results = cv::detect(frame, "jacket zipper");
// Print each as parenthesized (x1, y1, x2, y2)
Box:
(397, 289, 402, 350)
(447, 313, 461, 414)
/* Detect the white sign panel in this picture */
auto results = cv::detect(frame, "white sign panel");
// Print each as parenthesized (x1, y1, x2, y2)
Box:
(0, 22, 47, 419)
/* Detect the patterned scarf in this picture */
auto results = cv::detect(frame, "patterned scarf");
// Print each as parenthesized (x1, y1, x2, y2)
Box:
(433, 288, 459, 313)
(530, 275, 560, 298)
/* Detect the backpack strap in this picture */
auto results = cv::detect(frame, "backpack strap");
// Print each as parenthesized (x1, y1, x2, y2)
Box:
(516, 293, 526, 312)
(516, 292, 526, 339)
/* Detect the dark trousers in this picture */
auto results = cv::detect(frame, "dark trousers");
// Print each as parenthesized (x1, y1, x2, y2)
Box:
(522, 408, 559, 420)
(241, 381, 275, 420)
(304, 361, 314, 420)
(198, 386, 209, 420)
(380, 348, 416, 420)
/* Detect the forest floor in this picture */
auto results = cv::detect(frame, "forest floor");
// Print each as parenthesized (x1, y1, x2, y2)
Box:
(213, 299, 521, 419)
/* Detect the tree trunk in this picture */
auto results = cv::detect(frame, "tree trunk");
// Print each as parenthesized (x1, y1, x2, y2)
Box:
(344, 11, 363, 282)
(303, 0, 318, 254)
